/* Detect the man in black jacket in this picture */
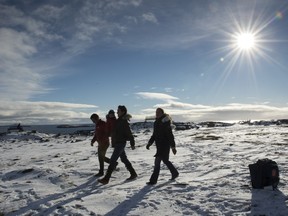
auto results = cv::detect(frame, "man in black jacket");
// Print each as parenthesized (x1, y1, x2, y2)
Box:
(146, 108, 179, 185)
(98, 105, 137, 184)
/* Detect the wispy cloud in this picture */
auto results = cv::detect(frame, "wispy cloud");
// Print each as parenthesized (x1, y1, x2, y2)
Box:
(142, 12, 158, 24)
(134, 92, 288, 122)
(0, 1, 146, 102)
(139, 103, 288, 122)
(0, 27, 46, 100)
(0, 101, 97, 125)
(0, 0, 213, 102)
(0, 1, 138, 101)
(135, 92, 179, 101)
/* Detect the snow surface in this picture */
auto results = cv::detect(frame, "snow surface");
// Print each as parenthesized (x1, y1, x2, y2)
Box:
(0, 124, 288, 215)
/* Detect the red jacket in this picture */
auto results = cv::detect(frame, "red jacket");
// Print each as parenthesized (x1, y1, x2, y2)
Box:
(92, 119, 109, 144)
(106, 116, 116, 137)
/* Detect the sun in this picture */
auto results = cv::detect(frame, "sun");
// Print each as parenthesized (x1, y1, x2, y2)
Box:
(235, 32, 256, 51)
(212, 3, 284, 91)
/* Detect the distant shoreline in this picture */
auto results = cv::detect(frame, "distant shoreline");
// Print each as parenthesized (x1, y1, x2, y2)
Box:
(56, 124, 93, 128)
(0, 119, 287, 134)
(0, 124, 94, 134)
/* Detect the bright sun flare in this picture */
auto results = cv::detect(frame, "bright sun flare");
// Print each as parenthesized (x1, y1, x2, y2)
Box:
(236, 33, 256, 50)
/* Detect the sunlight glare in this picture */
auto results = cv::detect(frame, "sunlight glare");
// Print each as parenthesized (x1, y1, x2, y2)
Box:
(236, 33, 255, 50)
(211, 3, 283, 93)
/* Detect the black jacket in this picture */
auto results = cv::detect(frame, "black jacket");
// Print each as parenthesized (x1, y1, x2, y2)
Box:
(148, 114, 175, 158)
(111, 114, 135, 147)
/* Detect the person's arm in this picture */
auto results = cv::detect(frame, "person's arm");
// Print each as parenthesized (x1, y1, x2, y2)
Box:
(165, 123, 177, 155)
(146, 134, 155, 150)
(91, 132, 97, 146)
(124, 121, 135, 149)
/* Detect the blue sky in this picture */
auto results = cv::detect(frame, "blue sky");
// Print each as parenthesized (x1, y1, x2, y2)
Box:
(1, 0, 288, 125)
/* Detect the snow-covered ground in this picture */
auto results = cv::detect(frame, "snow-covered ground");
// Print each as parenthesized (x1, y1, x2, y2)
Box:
(1, 124, 288, 215)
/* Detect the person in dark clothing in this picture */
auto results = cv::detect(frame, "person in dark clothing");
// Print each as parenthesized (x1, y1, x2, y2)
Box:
(106, 109, 116, 146)
(98, 105, 137, 184)
(146, 108, 179, 185)
(90, 113, 111, 177)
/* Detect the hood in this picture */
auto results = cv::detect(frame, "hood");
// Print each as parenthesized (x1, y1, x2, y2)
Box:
(121, 113, 132, 121)
(161, 114, 172, 124)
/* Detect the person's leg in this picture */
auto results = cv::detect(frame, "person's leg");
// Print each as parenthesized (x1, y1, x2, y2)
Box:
(96, 145, 105, 176)
(104, 156, 110, 164)
(148, 156, 162, 184)
(162, 157, 179, 180)
(98, 143, 125, 184)
(101, 140, 119, 169)
(102, 140, 111, 164)
(120, 150, 137, 180)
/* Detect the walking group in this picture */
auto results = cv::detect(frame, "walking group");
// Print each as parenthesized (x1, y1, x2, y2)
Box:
(90, 105, 179, 185)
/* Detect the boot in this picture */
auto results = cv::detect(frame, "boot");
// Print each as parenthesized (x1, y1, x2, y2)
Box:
(98, 166, 113, 184)
(170, 172, 179, 180)
(95, 171, 104, 177)
(98, 176, 109, 184)
(126, 172, 137, 181)
(146, 181, 156, 185)
(126, 165, 137, 181)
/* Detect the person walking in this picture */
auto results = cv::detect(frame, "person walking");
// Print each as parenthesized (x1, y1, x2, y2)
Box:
(98, 105, 137, 184)
(90, 113, 111, 177)
(146, 108, 179, 185)
(106, 109, 116, 146)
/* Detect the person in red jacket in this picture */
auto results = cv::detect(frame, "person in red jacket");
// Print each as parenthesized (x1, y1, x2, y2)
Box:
(90, 113, 111, 177)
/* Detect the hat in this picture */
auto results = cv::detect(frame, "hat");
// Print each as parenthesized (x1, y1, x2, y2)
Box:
(108, 109, 115, 114)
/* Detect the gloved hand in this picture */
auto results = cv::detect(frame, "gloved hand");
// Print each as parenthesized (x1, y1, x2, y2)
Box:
(90, 141, 94, 147)
(172, 147, 177, 155)
(146, 143, 151, 150)
(130, 140, 135, 149)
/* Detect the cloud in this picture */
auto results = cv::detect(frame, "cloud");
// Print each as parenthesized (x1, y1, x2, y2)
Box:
(1, 98, 287, 125)
(159, 103, 288, 122)
(0, 1, 127, 101)
(0, 3, 68, 101)
(0, 28, 48, 100)
(0, 101, 97, 125)
(0, 1, 146, 101)
(0, 28, 36, 61)
(135, 92, 179, 101)
(0, 0, 213, 102)
(133, 92, 288, 122)
(33, 5, 66, 21)
(142, 12, 158, 24)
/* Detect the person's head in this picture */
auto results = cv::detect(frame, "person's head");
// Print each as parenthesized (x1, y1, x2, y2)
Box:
(117, 105, 127, 117)
(90, 113, 99, 123)
(155, 108, 164, 119)
(108, 109, 115, 118)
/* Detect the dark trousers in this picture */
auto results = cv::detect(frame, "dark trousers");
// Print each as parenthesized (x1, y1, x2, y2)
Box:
(97, 144, 110, 173)
(105, 143, 136, 179)
(149, 156, 178, 183)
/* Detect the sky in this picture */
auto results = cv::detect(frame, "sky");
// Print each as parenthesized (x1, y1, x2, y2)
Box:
(1, 0, 288, 125)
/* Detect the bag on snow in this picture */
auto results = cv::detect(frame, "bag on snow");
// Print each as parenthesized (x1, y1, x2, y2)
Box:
(248, 158, 279, 190)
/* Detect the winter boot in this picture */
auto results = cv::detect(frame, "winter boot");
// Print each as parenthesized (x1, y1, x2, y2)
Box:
(146, 181, 156, 185)
(170, 172, 179, 180)
(95, 171, 104, 177)
(98, 166, 113, 184)
(98, 177, 109, 185)
(126, 165, 137, 181)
